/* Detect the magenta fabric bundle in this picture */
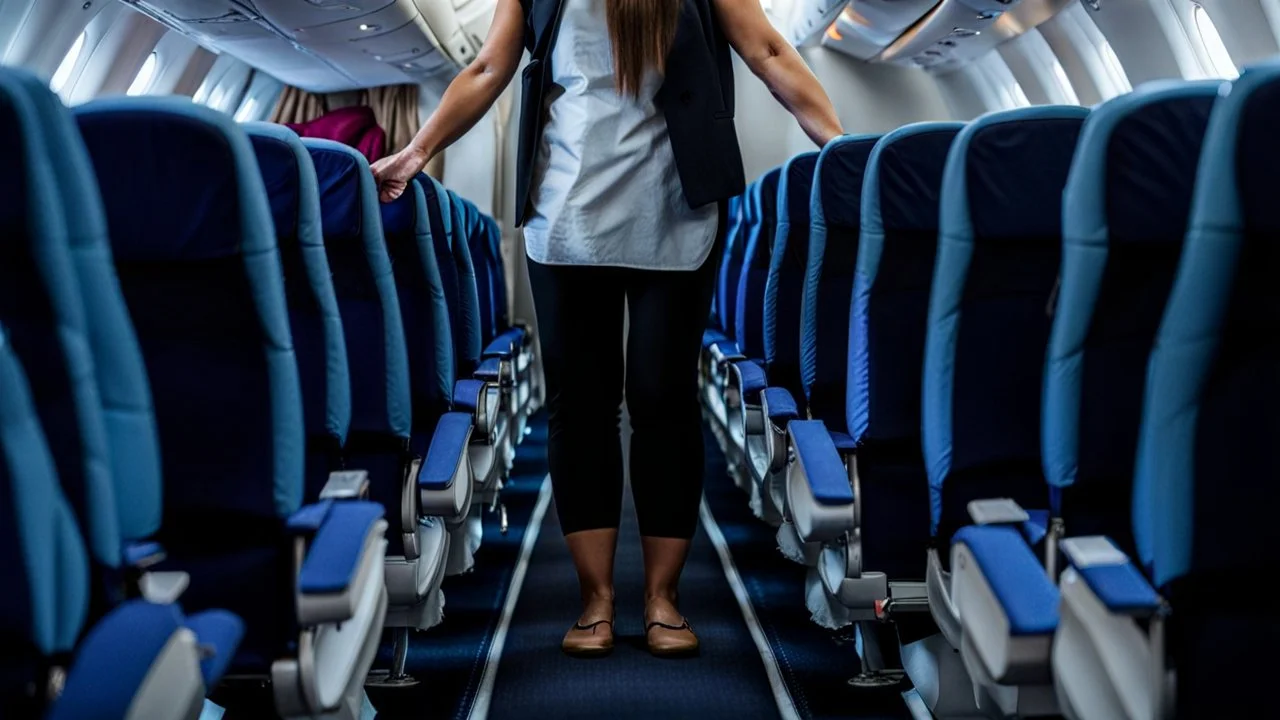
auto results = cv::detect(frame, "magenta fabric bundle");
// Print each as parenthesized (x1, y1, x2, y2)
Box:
(284, 106, 387, 163)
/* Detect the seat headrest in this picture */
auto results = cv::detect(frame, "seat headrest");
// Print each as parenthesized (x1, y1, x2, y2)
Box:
(941, 107, 1089, 242)
(1063, 80, 1221, 246)
(0, 72, 64, 242)
(779, 152, 819, 227)
(864, 122, 965, 237)
(813, 134, 882, 230)
(302, 137, 382, 242)
(244, 122, 325, 248)
(74, 97, 276, 262)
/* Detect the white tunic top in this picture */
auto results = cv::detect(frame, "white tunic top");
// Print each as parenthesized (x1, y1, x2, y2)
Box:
(522, 0, 718, 270)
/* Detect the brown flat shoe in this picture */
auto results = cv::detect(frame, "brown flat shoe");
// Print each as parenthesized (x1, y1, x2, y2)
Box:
(644, 618, 699, 657)
(561, 618, 614, 657)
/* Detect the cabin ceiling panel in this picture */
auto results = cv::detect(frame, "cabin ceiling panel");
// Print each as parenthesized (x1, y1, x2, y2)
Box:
(119, 0, 461, 92)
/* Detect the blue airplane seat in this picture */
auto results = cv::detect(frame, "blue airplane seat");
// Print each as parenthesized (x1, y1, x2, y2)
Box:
(787, 125, 961, 614)
(76, 98, 387, 720)
(1038, 78, 1223, 720)
(0, 321, 242, 720)
(1044, 81, 1220, 561)
(4, 70, 163, 571)
(1053, 65, 1278, 720)
(243, 124, 352, 500)
(701, 187, 753, 438)
(0, 72, 122, 605)
(922, 106, 1089, 718)
(734, 168, 781, 367)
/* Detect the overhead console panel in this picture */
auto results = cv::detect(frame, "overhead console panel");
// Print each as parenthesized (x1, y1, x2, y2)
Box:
(118, 0, 497, 92)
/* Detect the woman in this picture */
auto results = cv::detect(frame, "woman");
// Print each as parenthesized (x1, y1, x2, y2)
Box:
(372, 0, 842, 657)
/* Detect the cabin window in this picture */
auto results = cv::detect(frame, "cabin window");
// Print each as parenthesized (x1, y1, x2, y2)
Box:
(128, 52, 158, 96)
(50, 32, 86, 93)
(1191, 4, 1238, 79)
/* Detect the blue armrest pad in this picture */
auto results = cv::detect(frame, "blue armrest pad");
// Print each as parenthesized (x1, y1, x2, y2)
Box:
(954, 525, 1059, 636)
(790, 419, 854, 506)
(829, 430, 857, 452)
(296, 500, 385, 594)
(703, 328, 729, 348)
(482, 328, 526, 359)
(474, 356, 502, 381)
(123, 540, 165, 568)
(1023, 509, 1050, 546)
(420, 412, 472, 492)
(1061, 537, 1161, 614)
(184, 609, 245, 687)
(454, 379, 486, 412)
(285, 499, 333, 533)
(761, 386, 799, 423)
(733, 360, 768, 397)
(49, 600, 187, 720)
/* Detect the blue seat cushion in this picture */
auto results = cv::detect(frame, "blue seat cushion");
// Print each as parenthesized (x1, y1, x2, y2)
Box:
(184, 609, 244, 686)
(953, 525, 1058, 636)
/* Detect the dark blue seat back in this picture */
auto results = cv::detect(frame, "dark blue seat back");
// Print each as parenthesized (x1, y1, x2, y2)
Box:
(381, 176, 456, 456)
(246, 124, 352, 498)
(763, 152, 819, 403)
(1135, 64, 1280, 717)
(460, 196, 501, 343)
(843, 124, 961, 577)
(9, 70, 163, 553)
(798, 134, 881, 432)
(0, 322, 90, 713)
(76, 98, 304, 527)
(923, 106, 1088, 550)
(714, 194, 745, 335)
(303, 138, 410, 530)
(734, 168, 781, 362)
(0, 72, 120, 576)
(445, 189, 484, 374)
(1045, 82, 1218, 559)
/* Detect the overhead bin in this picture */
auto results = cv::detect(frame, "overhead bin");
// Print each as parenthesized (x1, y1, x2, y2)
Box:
(817, 0, 948, 60)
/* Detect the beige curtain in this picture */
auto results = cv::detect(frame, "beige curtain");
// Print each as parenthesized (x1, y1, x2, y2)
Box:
(269, 86, 328, 124)
(360, 84, 420, 154)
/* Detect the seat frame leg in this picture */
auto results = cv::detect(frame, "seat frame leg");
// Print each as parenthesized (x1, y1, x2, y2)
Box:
(365, 628, 418, 688)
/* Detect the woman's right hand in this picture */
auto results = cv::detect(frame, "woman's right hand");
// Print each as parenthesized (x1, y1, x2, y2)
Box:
(371, 146, 430, 203)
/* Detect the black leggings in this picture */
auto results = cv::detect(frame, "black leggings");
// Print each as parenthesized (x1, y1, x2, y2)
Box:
(527, 212, 723, 539)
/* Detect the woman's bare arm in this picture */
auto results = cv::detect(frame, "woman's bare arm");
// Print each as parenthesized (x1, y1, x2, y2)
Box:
(373, 0, 525, 200)
(711, 0, 843, 146)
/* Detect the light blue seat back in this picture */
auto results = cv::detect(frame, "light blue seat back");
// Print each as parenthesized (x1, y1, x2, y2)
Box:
(922, 106, 1088, 553)
(9, 70, 163, 551)
(419, 177, 471, 382)
(734, 167, 781, 362)
(1044, 81, 1219, 559)
(0, 71, 120, 577)
(798, 134, 880, 433)
(1134, 63, 1280, 714)
(0, 322, 90, 712)
(381, 175, 456, 456)
(245, 124, 352, 498)
(763, 152, 820, 404)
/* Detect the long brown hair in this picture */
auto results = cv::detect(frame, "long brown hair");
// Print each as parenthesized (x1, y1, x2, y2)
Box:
(606, 0, 679, 98)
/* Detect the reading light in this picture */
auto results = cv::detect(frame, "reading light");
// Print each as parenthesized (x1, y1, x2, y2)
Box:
(358, 23, 379, 31)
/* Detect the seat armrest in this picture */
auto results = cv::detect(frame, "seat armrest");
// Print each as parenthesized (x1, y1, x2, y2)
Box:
(286, 500, 387, 625)
(454, 378, 499, 441)
(708, 340, 745, 366)
(785, 420, 855, 543)
(761, 387, 799, 426)
(319, 470, 370, 500)
(124, 541, 166, 570)
(482, 327, 526, 359)
(1060, 537, 1161, 616)
(123, 541, 189, 603)
(967, 498, 1050, 546)
(417, 412, 474, 520)
(952, 525, 1059, 684)
(730, 359, 768, 398)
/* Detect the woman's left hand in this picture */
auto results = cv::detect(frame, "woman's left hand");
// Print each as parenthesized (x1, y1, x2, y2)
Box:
(371, 147, 429, 203)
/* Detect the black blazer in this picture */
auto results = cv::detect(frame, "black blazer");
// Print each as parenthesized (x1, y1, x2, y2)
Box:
(514, 0, 747, 226)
